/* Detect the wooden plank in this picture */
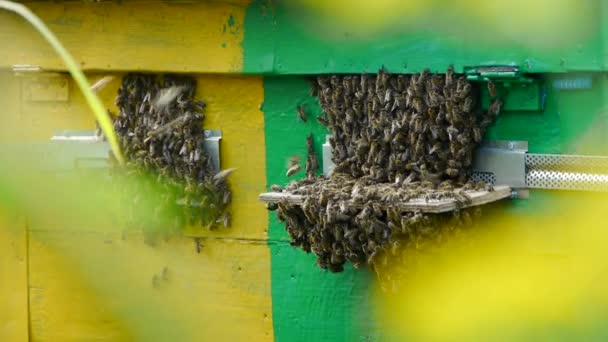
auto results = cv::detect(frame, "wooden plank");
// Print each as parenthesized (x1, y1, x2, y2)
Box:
(184, 75, 267, 239)
(0, 210, 29, 342)
(1, 71, 268, 240)
(259, 185, 512, 213)
(0, 1, 248, 72)
(28, 230, 273, 341)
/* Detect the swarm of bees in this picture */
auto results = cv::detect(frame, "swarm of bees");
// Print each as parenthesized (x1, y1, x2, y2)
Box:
(109, 74, 232, 237)
(270, 68, 502, 278)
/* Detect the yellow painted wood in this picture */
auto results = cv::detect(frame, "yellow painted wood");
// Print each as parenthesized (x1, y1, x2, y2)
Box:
(1, 71, 272, 340)
(28, 231, 273, 341)
(1, 68, 270, 340)
(0, 209, 29, 342)
(0, 71, 118, 142)
(0, 0, 248, 72)
(1, 71, 267, 238)
(190, 74, 268, 240)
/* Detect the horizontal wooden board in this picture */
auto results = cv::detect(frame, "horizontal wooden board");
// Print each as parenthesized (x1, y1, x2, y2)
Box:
(28, 230, 273, 341)
(0, 1, 248, 72)
(260, 185, 512, 213)
(0, 210, 28, 342)
(0, 72, 268, 240)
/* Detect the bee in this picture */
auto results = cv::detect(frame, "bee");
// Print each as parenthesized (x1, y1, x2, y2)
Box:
(445, 66, 454, 86)
(90, 75, 114, 93)
(213, 168, 236, 185)
(487, 80, 497, 98)
(488, 99, 503, 116)
(309, 78, 319, 96)
(446, 168, 459, 177)
(462, 97, 474, 112)
(286, 164, 302, 177)
(194, 237, 203, 253)
(220, 213, 231, 227)
(297, 105, 307, 122)
(316, 115, 330, 127)
(473, 127, 482, 143)
(360, 73, 369, 93)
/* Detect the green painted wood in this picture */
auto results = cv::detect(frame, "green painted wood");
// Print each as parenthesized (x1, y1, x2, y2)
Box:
(252, 3, 608, 338)
(485, 74, 608, 155)
(261, 73, 608, 340)
(263, 76, 381, 342)
(244, 0, 608, 74)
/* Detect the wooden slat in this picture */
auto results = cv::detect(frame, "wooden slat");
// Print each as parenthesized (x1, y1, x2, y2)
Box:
(0, 211, 29, 342)
(0, 1, 247, 72)
(28, 231, 274, 341)
(259, 185, 512, 213)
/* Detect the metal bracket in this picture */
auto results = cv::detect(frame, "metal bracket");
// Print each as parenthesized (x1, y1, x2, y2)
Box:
(310, 136, 608, 197)
(471, 140, 528, 198)
(322, 135, 334, 176)
(464, 66, 534, 83)
(465, 65, 545, 112)
(48, 130, 110, 171)
(471, 140, 528, 187)
(23, 129, 223, 172)
(322, 137, 529, 197)
(202, 129, 222, 172)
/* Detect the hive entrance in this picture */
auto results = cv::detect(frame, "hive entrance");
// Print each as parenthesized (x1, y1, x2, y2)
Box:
(259, 184, 510, 213)
(261, 69, 508, 276)
(109, 74, 233, 241)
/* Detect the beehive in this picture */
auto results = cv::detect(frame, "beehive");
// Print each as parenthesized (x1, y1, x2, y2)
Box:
(2, 1, 608, 341)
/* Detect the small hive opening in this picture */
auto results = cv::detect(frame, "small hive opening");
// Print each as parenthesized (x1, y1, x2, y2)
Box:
(108, 74, 232, 241)
(267, 69, 503, 283)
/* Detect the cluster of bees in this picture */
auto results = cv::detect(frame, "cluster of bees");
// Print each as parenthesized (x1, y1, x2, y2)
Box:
(315, 68, 500, 183)
(110, 74, 232, 239)
(269, 69, 502, 277)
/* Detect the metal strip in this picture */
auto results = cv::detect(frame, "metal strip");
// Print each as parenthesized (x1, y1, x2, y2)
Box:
(202, 129, 222, 172)
(471, 140, 528, 188)
(322, 135, 334, 176)
(526, 169, 608, 192)
(20, 129, 223, 172)
(526, 153, 608, 173)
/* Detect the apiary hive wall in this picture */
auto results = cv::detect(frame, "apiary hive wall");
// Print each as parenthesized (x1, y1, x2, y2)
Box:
(0, 71, 273, 341)
(0, 1, 248, 72)
(2, 1, 608, 341)
(3, 1, 608, 74)
(260, 73, 608, 340)
(28, 231, 273, 341)
(484, 74, 608, 156)
(243, 1, 608, 74)
(0, 210, 28, 342)
(263, 76, 382, 341)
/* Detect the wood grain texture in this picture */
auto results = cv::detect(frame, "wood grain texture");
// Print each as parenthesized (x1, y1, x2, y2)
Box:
(0, 71, 119, 143)
(0, 210, 29, 342)
(259, 185, 512, 213)
(28, 231, 273, 341)
(187, 74, 268, 240)
(262, 76, 381, 342)
(0, 1, 248, 72)
(0, 71, 272, 341)
(0, 72, 268, 240)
